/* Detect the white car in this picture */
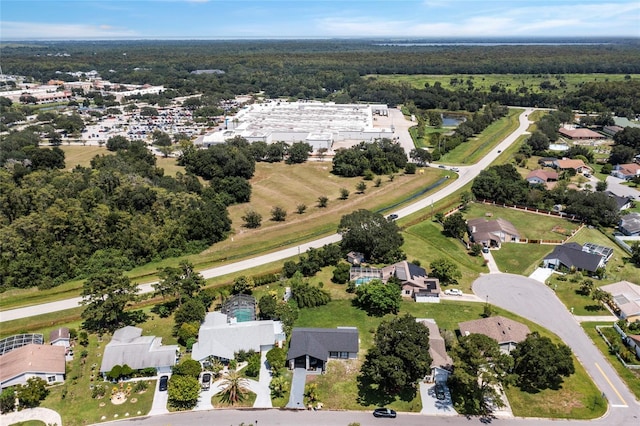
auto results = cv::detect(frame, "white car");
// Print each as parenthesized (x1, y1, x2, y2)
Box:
(444, 289, 463, 296)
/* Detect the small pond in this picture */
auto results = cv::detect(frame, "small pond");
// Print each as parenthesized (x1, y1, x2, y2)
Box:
(442, 114, 465, 127)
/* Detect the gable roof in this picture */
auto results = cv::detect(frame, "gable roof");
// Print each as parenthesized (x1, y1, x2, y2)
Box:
(458, 316, 530, 345)
(100, 327, 178, 373)
(620, 213, 640, 235)
(553, 158, 591, 170)
(614, 163, 640, 177)
(558, 128, 604, 139)
(49, 327, 70, 343)
(0, 344, 65, 385)
(544, 242, 604, 272)
(417, 319, 453, 369)
(600, 281, 640, 319)
(287, 327, 359, 362)
(191, 312, 283, 361)
(467, 217, 520, 241)
(526, 169, 558, 182)
(606, 191, 633, 210)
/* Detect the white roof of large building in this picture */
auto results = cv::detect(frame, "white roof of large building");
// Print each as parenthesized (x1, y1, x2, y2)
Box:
(191, 312, 284, 361)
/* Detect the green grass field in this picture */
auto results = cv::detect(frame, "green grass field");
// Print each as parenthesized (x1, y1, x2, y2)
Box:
(491, 243, 553, 276)
(366, 73, 639, 94)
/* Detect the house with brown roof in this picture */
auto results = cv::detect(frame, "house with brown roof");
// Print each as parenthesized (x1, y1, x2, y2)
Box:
(612, 163, 640, 181)
(467, 217, 520, 248)
(600, 281, 640, 323)
(525, 169, 558, 185)
(417, 319, 453, 383)
(552, 158, 592, 174)
(458, 316, 530, 353)
(381, 261, 441, 303)
(0, 344, 66, 389)
(558, 127, 605, 140)
(49, 327, 70, 348)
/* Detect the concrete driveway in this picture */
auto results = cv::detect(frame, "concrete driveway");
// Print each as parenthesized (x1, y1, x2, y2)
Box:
(419, 382, 457, 416)
(286, 368, 307, 409)
(528, 267, 554, 283)
(148, 375, 170, 415)
(473, 274, 636, 410)
(0, 407, 62, 426)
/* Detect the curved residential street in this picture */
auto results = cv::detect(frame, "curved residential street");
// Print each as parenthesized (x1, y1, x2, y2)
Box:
(473, 274, 640, 423)
(0, 108, 534, 324)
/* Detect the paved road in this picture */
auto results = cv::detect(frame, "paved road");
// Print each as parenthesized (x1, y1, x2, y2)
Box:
(473, 274, 639, 424)
(0, 108, 533, 323)
(606, 175, 640, 199)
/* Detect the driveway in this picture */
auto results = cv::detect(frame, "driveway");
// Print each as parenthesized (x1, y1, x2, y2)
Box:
(473, 274, 636, 410)
(250, 348, 273, 408)
(419, 382, 457, 416)
(0, 407, 62, 426)
(606, 176, 640, 199)
(148, 375, 170, 415)
(528, 267, 554, 283)
(285, 368, 307, 409)
(482, 249, 500, 273)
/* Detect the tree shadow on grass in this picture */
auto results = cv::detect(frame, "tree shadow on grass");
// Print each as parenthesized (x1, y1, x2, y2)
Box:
(356, 375, 417, 407)
(585, 304, 605, 312)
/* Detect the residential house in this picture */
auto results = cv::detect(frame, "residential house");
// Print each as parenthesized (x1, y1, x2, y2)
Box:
(600, 281, 640, 323)
(606, 191, 634, 211)
(191, 312, 285, 364)
(625, 335, 640, 359)
(381, 260, 441, 302)
(49, 327, 70, 348)
(538, 157, 557, 167)
(467, 217, 520, 248)
(525, 169, 559, 185)
(612, 163, 640, 181)
(542, 242, 610, 273)
(100, 326, 179, 375)
(0, 344, 65, 390)
(458, 316, 530, 353)
(0, 334, 44, 356)
(558, 127, 605, 140)
(603, 125, 624, 137)
(417, 319, 453, 383)
(346, 251, 365, 265)
(552, 158, 592, 174)
(286, 327, 359, 372)
(620, 213, 640, 236)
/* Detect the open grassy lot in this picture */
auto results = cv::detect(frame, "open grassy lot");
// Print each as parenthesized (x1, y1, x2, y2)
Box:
(463, 203, 581, 241)
(366, 73, 640, 94)
(59, 145, 112, 170)
(491, 243, 553, 276)
(582, 322, 640, 400)
(402, 220, 486, 292)
(212, 390, 256, 408)
(42, 334, 156, 426)
(547, 272, 609, 316)
(440, 108, 521, 164)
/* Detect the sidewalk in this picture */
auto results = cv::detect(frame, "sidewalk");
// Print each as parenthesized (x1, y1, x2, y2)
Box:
(1, 407, 62, 426)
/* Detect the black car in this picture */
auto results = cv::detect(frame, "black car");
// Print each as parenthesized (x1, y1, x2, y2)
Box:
(387, 214, 398, 221)
(159, 375, 169, 391)
(435, 383, 446, 400)
(373, 407, 397, 418)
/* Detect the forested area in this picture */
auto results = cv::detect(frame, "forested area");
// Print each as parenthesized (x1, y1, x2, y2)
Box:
(0, 133, 233, 290)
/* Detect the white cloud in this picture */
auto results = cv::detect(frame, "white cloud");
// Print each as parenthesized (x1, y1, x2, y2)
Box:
(0, 21, 140, 39)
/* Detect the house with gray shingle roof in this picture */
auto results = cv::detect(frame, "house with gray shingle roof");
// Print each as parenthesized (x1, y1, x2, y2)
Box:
(417, 319, 453, 383)
(286, 327, 359, 372)
(458, 316, 530, 353)
(100, 326, 179, 375)
(191, 312, 285, 363)
(542, 242, 609, 273)
(620, 213, 640, 236)
(467, 217, 520, 248)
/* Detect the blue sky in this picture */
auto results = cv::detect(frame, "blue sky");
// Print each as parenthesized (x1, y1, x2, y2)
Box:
(1, 0, 639, 40)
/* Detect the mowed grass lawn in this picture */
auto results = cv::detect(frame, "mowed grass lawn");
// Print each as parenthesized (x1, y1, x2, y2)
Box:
(491, 243, 553, 276)
(440, 108, 521, 165)
(402, 220, 486, 292)
(59, 145, 112, 170)
(296, 299, 605, 418)
(464, 203, 581, 241)
(366, 73, 640, 94)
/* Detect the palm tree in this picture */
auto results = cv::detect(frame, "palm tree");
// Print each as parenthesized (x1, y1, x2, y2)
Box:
(219, 371, 249, 406)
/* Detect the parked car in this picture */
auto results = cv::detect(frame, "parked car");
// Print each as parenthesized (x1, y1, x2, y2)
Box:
(387, 214, 398, 221)
(482, 246, 489, 253)
(444, 289, 463, 296)
(438, 165, 447, 169)
(201, 373, 212, 390)
(435, 383, 446, 400)
(373, 407, 397, 418)
(159, 375, 169, 391)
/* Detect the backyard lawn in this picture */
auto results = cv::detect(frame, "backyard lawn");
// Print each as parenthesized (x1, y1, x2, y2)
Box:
(463, 203, 581, 241)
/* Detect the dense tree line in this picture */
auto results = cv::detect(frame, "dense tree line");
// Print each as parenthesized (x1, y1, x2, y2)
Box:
(471, 164, 619, 226)
(0, 138, 231, 291)
(332, 138, 407, 177)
